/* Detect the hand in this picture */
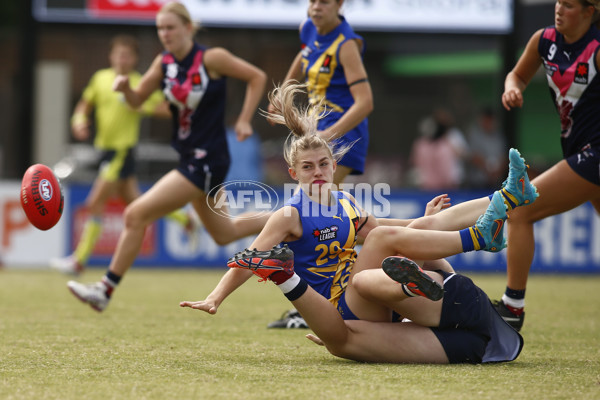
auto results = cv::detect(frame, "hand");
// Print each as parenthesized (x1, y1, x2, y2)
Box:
(424, 194, 451, 216)
(179, 299, 218, 314)
(306, 334, 324, 346)
(501, 88, 524, 111)
(112, 74, 130, 92)
(234, 120, 253, 142)
(72, 123, 91, 141)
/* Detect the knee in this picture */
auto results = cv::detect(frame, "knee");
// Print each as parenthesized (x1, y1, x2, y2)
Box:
(123, 203, 150, 230)
(507, 205, 538, 224)
(211, 234, 232, 246)
(407, 215, 436, 230)
(351, 270, 379, 302)
(365, 226, 395, 243)
(365, 225, 407, 248)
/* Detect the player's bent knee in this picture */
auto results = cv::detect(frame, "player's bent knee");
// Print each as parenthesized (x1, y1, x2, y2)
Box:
(407, 215, 435, 230)
(123, 204, 152, 230)
(352, 270, 378, 300)
(211, 234, 233, 246)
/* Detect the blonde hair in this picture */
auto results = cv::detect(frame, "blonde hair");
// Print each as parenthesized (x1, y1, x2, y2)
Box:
(158, 1, 200, 33)
(263, 81, 351, 168)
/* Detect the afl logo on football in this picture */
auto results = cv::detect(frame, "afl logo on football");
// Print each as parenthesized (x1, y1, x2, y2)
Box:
(39, 179, 53, 201)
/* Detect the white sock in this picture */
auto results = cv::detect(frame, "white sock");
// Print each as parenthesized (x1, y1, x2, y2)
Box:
(276, 273, 301, 294)
(502, 294, 525, 309)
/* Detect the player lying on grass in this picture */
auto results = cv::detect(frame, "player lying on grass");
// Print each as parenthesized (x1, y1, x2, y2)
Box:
(180, 82, 534, 363)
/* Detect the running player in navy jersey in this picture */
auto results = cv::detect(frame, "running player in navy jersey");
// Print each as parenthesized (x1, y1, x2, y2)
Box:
(268, 0, 373, 185)
(181, 82, 527, 364)
(496, 0, 600, 331)
(49, 34, 198, 276)
(66, 1, 269, 312)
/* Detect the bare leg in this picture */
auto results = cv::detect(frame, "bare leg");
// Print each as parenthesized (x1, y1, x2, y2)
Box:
(408, 196, 490, 231)
(354, 226, 463, 267)
(352, 268, 443, 325)
(506, 160, 600, 290)
(289, 276, 448, 363)
(195, 189, 271, 246)
(85, 177, 124, 216)
(345, 225, 463, 320)
(117, 176, 142, 205)
(312, 320, 448, 364)
(108, 170, 199, 275)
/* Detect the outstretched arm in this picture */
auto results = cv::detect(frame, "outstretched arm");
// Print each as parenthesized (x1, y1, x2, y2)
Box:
(113, 54, 163, 108)
(180, 207, 302, 314)
(502, 29, 543, 111)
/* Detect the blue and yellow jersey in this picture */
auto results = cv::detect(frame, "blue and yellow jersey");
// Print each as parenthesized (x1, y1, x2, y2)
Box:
(299, 16, 369, 174)
(282, 189, 362, 308)
(82, 68, 164, 150)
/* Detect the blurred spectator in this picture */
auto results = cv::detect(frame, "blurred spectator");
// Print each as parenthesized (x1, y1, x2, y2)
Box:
(466, 107, 507, 189)
(409, 108, 469, 190)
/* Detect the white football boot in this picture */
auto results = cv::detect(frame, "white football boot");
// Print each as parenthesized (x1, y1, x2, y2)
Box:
(67, 281, 110, 312)
(50, 256, 84, 276)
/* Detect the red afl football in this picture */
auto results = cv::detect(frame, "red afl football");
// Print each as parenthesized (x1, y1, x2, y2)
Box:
(20, 163, 64, 231)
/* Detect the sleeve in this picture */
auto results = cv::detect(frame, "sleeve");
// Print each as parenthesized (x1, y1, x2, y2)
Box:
(80, 72, 99, 105)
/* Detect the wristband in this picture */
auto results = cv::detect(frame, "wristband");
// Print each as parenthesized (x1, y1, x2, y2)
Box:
(71, 113, 88, 126)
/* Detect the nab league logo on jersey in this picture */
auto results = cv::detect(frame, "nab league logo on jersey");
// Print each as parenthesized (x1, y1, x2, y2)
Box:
(543, 60, 558, 77)
(313, 225, 338, 241)
(574, 62, 589, 84)
(191, 72, 202, 87)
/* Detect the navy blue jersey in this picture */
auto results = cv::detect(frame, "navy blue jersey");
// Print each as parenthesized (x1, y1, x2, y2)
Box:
(282, 189, 362, 308)
(300, 17, 369, 173)
(539, 25, 600, 157)
(161, 43, 230, 166)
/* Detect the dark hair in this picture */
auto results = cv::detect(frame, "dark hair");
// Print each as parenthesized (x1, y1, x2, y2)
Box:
(110, 35, 139, 55)
(581, 0, 600, 25)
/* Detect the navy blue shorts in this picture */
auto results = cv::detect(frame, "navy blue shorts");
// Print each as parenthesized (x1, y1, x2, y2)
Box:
(98, 148, 135, 182)
(176, 151, 230, 196)
(566, 145, 600, 186)
(430, 272, 492, 364)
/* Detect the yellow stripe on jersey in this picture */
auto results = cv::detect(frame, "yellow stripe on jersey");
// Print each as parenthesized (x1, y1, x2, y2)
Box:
(304, 34, 346, 114)
(328, 197, 360, 303)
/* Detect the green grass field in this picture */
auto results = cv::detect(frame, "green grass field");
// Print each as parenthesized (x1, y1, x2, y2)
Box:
(1, 268, 598, 400)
